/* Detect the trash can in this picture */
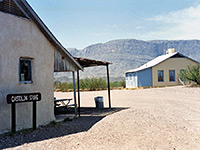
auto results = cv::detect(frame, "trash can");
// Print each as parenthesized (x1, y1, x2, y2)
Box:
(94, 96, 104, 108)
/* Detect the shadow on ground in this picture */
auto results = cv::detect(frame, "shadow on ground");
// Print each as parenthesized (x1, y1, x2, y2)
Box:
(0, 107, 128, 149)
(55, 106, 127, 116)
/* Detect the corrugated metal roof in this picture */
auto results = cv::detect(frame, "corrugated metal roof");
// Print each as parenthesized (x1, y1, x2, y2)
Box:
(126, 52, 180, 73)
(74, 57, 112, 68)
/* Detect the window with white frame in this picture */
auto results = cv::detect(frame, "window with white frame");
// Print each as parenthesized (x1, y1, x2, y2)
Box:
(169, 70, 175, 82)
(129, 73, 132, 80)
(158, 70, 164, 82)
(126, 73, 129, 80)
(19, 57, 32, 83)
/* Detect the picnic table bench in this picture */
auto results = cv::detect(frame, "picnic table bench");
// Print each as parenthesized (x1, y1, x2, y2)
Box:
(54, 97, 77, 115)
(54, 98, 74, 108)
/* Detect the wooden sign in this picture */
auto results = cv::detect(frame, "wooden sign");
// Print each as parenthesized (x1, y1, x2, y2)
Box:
(7, 93, 41, 104)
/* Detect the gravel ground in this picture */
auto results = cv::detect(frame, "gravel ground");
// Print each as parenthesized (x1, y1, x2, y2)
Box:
(1, 86, 200, 150)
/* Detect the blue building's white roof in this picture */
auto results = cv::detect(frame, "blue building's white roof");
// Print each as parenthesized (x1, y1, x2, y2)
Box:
(126, 52, 192, 73)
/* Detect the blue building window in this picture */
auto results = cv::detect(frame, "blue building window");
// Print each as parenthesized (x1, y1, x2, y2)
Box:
(19, 57, 32, 83)
(158, 70, 164, 82)
(126, 73, 133, 80)
(126, 73, 129, 80)
(129, 73, 132, 80)
(169, 70, 175, 82)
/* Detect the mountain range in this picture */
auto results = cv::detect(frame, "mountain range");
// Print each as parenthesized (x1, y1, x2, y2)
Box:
(54, 39, 200, 82)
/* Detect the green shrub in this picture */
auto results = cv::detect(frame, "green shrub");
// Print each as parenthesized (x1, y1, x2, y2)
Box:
(54, 77, 125, 92)
(50, 120, 60, 126)
(79, 77, 107, 90)
(110, 79, 125, 88)
(121, 79, 126, 88)
(179, 64, 200, 85)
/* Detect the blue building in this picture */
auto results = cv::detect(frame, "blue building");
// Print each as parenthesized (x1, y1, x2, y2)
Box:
(125, 49, 199, 88)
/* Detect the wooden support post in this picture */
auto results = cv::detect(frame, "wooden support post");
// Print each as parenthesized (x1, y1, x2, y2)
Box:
(106, 64, 111, 108)
(11, 103, 16, 133)
(72, 71, 77, 115)
(77, 70, 81, 117)
(33, 101, 37, 130)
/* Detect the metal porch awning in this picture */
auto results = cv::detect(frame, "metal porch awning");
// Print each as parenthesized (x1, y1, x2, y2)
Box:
(74, 57, 112, 116)
(75, 57, 111, 67)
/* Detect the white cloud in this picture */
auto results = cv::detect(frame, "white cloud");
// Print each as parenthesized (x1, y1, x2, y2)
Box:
(136, 26, 145, 30)
(143, 4, 200, 40)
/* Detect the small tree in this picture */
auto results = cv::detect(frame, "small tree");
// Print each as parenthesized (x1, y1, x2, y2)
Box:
(121, 79, 126, 88)
(179, 64, 200, 85)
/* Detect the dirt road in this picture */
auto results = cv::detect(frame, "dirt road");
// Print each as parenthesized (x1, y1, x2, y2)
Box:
(5, 86, 200, 149)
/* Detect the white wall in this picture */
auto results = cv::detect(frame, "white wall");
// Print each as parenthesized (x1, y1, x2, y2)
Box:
(0, 12, 55, 133)
(126, 72, 138, 88)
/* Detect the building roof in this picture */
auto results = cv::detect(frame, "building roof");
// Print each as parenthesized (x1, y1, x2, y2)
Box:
(126, 52, 199, 73)
(4, 0, 82, 70)
(74, 57, 112, 68)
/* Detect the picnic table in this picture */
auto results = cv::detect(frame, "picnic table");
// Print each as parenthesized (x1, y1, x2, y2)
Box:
(54, 98, 73, 108)
(54, 97, 77, 115)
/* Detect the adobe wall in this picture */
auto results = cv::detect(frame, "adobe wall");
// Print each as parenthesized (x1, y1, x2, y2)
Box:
(0, 12, 55, 133)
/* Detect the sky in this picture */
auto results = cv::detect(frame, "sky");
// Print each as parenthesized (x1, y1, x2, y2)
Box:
(27, 0, 200, 49)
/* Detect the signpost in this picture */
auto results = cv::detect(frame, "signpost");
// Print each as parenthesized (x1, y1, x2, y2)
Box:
(7, 93, 41, 133)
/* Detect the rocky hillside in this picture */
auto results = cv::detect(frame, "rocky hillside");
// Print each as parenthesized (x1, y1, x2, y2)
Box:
(55, 39, 200, 82)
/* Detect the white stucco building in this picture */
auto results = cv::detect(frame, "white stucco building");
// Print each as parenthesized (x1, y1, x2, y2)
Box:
(0, 0, 82, 134)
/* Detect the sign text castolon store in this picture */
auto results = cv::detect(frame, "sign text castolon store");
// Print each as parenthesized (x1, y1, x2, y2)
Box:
(7, 93, 41, 104)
